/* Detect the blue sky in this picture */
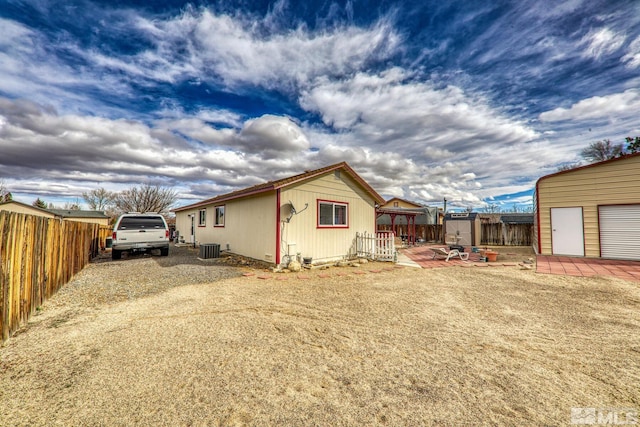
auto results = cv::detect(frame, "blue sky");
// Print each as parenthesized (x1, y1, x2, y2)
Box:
(1, 0, 639, 211)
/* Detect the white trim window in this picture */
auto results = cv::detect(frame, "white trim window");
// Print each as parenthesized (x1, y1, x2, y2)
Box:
(318, 200, 348, 228)
(214, 206, 225, 227)
(198, 209, 206, 226)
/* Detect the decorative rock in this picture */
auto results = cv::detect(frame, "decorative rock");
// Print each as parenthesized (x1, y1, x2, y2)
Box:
(288, 260, 302, 272)
(358, 258, 368, 264)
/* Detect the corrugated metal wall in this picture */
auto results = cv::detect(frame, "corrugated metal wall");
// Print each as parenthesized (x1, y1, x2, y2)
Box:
(537, 155, 640, 257)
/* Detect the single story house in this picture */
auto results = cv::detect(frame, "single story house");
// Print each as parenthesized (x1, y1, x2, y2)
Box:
(0, 201, 110, 226)
(0, 200, 57, 218)
(534, 153, 640, 260)
(46, 209, 110, 226)
(173, 162, 385, 265)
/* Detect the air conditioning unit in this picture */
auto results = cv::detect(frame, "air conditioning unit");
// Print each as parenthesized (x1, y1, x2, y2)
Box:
(199, 243, 220, 259)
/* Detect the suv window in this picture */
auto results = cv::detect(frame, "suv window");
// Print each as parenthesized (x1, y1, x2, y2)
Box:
(117, 216, 166, 230)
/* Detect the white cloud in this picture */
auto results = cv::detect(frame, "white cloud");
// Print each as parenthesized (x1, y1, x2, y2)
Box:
(580, 27, 626, 60)
(622, 35, 640, 68)
(5, 3, 637, 210)
(300, 69, 537, 157)
(126, 8, 401, 92)
(237, 115, 310, 159)
(539, 89, 640, 122)
(0, 97, 321, 203)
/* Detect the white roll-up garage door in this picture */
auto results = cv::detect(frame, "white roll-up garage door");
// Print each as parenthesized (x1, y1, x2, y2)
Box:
(599, 205, 640, 260)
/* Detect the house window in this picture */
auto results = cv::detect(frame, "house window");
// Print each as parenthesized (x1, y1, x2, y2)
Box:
(318, 200, 348, 228)
(393, 202, 399, 207)
(198, 209, 206, 227)
(214, 206, 225, 227)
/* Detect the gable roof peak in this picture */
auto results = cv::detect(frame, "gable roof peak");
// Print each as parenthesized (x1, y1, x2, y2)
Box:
(174, 162, 382, 212)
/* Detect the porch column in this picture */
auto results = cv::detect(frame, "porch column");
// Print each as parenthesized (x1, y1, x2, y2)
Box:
(390, 213, 397, 237)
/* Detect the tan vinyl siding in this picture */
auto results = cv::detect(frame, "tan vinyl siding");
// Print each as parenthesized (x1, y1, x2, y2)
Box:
(537, 155, 640, 256)
(176, 193, 277, 262)
(380, 198, 422, 209)
(281, 171, 376, 263)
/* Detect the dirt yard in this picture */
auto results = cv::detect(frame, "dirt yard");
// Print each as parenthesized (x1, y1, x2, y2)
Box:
(1, 246, 639, 426)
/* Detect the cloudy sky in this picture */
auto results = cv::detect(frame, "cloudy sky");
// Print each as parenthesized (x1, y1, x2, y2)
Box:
(1, 0, 639, 211)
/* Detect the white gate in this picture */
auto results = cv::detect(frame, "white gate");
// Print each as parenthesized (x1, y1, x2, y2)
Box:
(356, 231, 395, 261)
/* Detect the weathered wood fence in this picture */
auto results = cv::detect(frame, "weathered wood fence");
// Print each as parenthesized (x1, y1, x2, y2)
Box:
(355, 231, 395, 261)
(480, 223, 533, 246)
(378, 223, 532, 246)
(0, 211, 111, 342)
(422, 225, 443, 242)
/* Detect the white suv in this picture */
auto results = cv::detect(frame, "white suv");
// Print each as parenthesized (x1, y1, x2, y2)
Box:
(111, 213, 170, 260)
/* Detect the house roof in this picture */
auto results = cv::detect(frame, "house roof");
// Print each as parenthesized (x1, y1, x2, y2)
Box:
(444, 212, 480, 220)
(537, 152, 640, 184)
(381, 197, 424, 208)
(0, 200, 57, 216)
(500, 214, 534, 224)
(174, 162, 385, 212)
(46, 209, 109, 219)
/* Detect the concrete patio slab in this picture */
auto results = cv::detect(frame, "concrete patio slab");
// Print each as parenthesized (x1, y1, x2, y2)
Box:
(401, 246, 640, 282)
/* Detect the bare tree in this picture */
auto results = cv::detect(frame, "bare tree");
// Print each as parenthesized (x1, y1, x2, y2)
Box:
(83, 187, 115, 211)
(0, 179, 11, 202)
(483, 204, 501, 213)
(580, 139, 625, 163)
(63, 201, 81, 210)
(114, 184, 178, 214)
(557, 162, 582, 172)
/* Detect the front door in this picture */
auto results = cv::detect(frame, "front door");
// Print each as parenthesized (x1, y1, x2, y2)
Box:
(551, 207, 584, 256)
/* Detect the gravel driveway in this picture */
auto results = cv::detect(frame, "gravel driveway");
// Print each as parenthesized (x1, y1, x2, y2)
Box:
(1, 246, 639, 426)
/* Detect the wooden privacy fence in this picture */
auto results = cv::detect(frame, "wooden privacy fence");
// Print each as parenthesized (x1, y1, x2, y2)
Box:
(355, 231, 395, 261)
(0, 211, 111, 342)
(377, 224, 443, 243)
(422, 225, 443, 242)
(481, 223, 533, 246)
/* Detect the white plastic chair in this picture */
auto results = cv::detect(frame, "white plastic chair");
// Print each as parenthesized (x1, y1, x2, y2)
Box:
(431, 247, 469, 261)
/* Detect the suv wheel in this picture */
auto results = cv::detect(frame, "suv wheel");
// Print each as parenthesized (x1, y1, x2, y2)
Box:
(160, 247, 169, 256)
(112, 249, 122, 260)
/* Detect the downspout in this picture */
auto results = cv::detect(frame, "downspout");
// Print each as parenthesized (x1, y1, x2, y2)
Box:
(275, 189, 281, 265)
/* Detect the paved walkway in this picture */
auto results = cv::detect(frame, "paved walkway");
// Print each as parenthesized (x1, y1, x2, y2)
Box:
(536, 255, 640, 282)
(401, 246, 640, 282)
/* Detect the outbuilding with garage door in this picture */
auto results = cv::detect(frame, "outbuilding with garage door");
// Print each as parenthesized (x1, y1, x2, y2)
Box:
(534, 153, 640, 260)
